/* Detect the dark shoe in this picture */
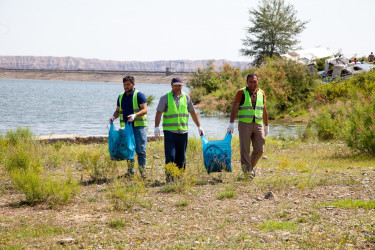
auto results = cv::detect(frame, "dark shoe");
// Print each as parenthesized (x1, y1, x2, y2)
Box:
(124, 172, 134, 179)
(243, 169, 255, 181)
(140, 173, 147, 181)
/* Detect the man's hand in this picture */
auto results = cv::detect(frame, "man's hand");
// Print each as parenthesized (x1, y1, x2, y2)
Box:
(227, 123, 234, 133)
(109, 115, 115, 123)
(154, 127, 160, 137)
(127, 114, 137, 122)
(264, 125, 269, 136)
(198, 127, 205, 136)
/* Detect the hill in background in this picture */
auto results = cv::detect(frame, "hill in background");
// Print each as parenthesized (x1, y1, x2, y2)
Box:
(0, 56, 250, 72)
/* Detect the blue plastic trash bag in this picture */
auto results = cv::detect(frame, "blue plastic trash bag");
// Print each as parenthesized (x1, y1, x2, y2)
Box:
(108, 122, 135, 161)
(201, 132, 232, 173)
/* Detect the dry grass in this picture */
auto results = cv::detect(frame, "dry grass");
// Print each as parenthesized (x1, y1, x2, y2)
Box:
(0, 135, 374, 249)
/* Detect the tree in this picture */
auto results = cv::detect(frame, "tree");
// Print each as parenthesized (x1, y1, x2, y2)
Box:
(240, 0, 308, 66)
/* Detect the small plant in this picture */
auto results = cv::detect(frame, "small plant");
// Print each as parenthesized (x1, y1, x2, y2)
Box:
(108, 219, 128, 229)
(216, 185, 236, 200)
(174, 200, 188, 207)
(53, 141, 63, 151)
(78, 149, 119, 183)
(160, 175, 195, 194)
(9, 167, 79, 206)
(5, 127, 33, 145)
(6, 146, 32, 171)
(278, 158, 290, 170)
(164, 163, 182, 180)
(108, 180, 147, 211)
(146, 95, 155, 105)
(259, 220, 299, 232)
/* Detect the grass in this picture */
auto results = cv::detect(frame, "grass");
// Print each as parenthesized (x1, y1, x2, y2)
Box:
(216, 186, 236, 200)
(108, 219, 129, 229)
(0, 128, 374, 248)
(259, 220, 299, 232)
(321, 199, 375, 210)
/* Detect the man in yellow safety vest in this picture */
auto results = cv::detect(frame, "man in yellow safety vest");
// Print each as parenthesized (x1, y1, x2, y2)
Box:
(154, 77, 204, 181)
(228, 73, 269, 179)
(109, 76, 148, 178)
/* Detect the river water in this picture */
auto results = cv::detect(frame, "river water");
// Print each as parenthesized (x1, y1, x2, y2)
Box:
(0, 79, 304, 138)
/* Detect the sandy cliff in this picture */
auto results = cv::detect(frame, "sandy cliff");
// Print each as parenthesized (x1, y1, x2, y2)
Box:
(0, 55, 249, 72)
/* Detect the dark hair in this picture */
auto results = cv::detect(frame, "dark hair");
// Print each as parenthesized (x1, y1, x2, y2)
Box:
(246, 73, 258, 81)
(123, 76, 135, 84)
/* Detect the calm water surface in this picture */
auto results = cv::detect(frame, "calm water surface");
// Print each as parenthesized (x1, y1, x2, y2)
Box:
(0, 79, 304, 138)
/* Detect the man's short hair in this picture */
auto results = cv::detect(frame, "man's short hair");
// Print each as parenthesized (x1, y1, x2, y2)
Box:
(246, 73, 258, 81)
(123, 76, 135, 84)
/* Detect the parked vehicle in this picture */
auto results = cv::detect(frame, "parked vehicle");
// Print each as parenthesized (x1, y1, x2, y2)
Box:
(320, 56, 375, 82)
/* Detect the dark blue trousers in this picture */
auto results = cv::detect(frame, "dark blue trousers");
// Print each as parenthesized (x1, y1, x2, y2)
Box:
(163, 131, 188, 169)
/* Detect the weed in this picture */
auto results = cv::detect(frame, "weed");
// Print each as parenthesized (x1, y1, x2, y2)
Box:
(108, 180, 147, 211)
(5, 127, 33, 145)
(53, 141, 63, 151)
(9, 167, 79, 206)
(6, 146, 32, 171)
(77, 148, 119, 183)
(174, 200, 188, 207)
(216, 185, 236, 200)
(108, 219, 128, 229)
(259, 220, 299, 232)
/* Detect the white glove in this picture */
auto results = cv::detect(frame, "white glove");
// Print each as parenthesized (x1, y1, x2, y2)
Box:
(227, 123, 234, 133)
(127, 114, 137, 122)
(154, 127, 160, 137)
(198, 127, 205, 136)
(109, 115, 115, 123)
(264, 125, 269, 136)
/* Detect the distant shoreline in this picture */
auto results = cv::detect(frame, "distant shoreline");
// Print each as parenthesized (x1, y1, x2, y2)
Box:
(0, 69, 191, 84)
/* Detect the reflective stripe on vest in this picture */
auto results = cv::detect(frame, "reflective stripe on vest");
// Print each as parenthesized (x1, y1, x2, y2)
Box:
(119, 89, 147, 128)
(238, 88, 264, 124)
(162, 91, 189, 131)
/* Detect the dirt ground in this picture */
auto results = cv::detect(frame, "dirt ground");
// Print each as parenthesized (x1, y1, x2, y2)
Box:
(0, 138, 374, 249)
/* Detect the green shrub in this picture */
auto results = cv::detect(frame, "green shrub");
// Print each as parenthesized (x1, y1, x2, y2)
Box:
(6, 146, 32, 171)
(108, 180, 147, 211)
(189, 87, 207, 104)
(314, 69, 375, 104)
(5, 127, 33, 145)
(187, 58, 318, 117)
(345, 94, 375, 155)
(311, 108, 340, 140)
(146, 95, 155, 105)
(77, 149, 118, 182)
(10, 168, 79, 205)
(309, 100, 350, 140)
(310, 89, 375, 156)
(256, 57, 319, 114)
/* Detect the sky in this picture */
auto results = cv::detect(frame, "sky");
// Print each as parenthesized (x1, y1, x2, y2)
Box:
(0, 0, 374, 62)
